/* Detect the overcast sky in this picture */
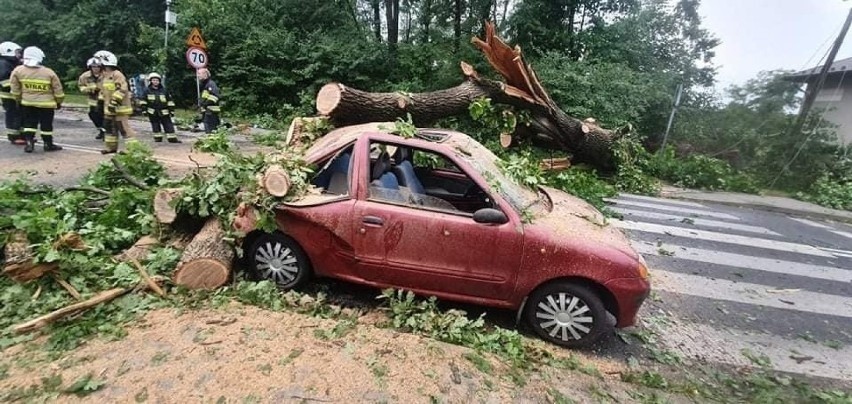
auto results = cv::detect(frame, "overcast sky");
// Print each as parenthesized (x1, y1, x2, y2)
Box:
(699, 0, 852, 90)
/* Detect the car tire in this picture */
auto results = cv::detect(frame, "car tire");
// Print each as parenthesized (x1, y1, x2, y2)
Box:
(244, 232, 311, 290)
(525, 282, 610, 349)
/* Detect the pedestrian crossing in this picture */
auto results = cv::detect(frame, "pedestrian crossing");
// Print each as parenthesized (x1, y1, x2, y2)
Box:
(608, 194, 852, 381)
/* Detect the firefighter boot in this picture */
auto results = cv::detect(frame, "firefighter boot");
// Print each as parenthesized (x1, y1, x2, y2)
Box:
(43, 136, 63, 152)
(23, 134, 35, 153)
(95, 128, 105, 140)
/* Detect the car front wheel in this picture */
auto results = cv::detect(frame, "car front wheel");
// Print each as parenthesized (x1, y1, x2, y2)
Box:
(525, 282, 610, 349)
(244, 232, 311, 290)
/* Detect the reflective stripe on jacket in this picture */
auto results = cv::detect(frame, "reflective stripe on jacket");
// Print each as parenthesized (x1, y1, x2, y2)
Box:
(200, 78, 221, 112)
(77, 70, 100, 106)
(10, 65, 64, 108)
(98, 69, 132, 116)
(140, 85, 175, 115)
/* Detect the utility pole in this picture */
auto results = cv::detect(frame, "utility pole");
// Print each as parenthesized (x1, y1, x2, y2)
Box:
(789, 7, 852, 138)
(659, 82, 683, 153)
(163, 0, 176, 83)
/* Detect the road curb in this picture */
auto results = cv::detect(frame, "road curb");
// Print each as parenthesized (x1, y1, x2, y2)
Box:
(660, 190, 852, 224)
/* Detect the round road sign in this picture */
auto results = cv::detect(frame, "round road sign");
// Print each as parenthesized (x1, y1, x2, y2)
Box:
(185, 47, 208, 69)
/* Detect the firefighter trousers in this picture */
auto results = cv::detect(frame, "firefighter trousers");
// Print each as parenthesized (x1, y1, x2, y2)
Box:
(148, 113, 176, 139)
(203, 111, 220, 134)
(88, 101, 104, 132)
(21, 106, 56, 143)
(2, 98, 22, 142)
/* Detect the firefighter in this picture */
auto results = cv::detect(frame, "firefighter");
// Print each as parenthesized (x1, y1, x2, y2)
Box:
(78, 57, 105, 139)
(10, 46, 64, 153)
(141, 72, 180, 143)
(197, 68, 220, 133)
(94, 50, 133, 154)
(0, 41, 23, 144)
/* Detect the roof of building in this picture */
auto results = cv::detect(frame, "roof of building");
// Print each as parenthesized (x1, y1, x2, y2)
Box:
(788, 56, 852, 81)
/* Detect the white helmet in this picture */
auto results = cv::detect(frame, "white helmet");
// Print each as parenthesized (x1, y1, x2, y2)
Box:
(86, 57, 101, 68)
(22, 46, 44, 67)
(94, 50, 118, 67)
(0, 41, 22, 57)
(148, 72, 162, 80)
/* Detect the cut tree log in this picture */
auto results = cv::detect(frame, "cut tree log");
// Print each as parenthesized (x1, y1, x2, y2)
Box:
(315, 22, 622, 170)
(173, 218, 234, 290)
(261, 165, 291, 197)
(232, 202, 259, 235)
(153, 188, 183, 225)
(114, 235, 160, 263)
(3, 232, 56, 283)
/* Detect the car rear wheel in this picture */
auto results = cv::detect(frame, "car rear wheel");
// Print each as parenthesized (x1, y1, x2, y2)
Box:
(525, 282, 610, 349)
(244, 232, 310, 290)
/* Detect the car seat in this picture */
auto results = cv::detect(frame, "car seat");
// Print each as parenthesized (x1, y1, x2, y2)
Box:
(391, 148, 426, 195)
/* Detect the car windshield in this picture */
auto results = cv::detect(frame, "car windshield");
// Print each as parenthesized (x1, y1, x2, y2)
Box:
(449, 137, 543, 214)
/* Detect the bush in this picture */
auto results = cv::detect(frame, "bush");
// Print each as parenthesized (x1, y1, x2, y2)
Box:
(649, 147, 760, 193)
(799, 174, 852, 211)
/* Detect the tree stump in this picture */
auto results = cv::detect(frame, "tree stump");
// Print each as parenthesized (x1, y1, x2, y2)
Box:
(173, 218, 234, 289)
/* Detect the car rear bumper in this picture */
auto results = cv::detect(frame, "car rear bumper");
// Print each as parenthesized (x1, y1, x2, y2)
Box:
(604, 277, 651, 328)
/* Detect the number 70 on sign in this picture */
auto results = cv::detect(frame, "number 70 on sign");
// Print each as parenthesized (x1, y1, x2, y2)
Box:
(185, 47, 208, 69)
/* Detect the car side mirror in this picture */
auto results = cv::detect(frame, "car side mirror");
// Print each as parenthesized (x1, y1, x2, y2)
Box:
(473, 208, 508, 225)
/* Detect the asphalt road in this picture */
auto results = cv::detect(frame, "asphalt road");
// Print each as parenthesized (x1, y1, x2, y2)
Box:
(607, 194, 852, 381)
(3, 109, 852, 383)
(0, 108, 243, 186)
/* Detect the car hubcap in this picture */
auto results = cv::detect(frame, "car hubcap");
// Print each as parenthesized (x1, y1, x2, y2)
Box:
(535, 292, 594, 341)
(255, 241, 299, 285)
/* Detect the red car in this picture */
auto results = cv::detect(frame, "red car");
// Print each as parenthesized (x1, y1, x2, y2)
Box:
(242, 123, 650, 348)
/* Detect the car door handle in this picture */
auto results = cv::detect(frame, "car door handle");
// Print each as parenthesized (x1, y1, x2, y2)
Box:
(362, 216, 384, 226)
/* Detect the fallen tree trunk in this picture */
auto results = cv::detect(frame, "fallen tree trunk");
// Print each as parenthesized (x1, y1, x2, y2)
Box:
(173, 218, 234, 289)
(315, 22, 621, 170)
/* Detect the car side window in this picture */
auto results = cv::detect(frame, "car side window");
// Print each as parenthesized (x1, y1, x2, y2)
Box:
(310, 145, 354, 196)
(367, 141, 494, 215)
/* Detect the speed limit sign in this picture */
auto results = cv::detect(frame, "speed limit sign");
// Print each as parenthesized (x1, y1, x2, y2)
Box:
(185, 47, 208, 69)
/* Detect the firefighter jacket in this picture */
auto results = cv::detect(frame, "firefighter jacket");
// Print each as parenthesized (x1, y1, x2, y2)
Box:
(200, 78, 221, 113)
(10, 65, 64, 109)
(98, 69, 132, 116)
(77, 70, 101, 106)
(140, 85, 175, 116)
(0, 56, 21, 100)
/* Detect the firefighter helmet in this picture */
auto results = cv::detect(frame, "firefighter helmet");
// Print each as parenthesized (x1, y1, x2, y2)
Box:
(22, 46, 44, 67)
(86, 57, 101, 68)
(94, 50, 118, 67)
(148, 72, 162, 80)
(0, 41, 21, 57)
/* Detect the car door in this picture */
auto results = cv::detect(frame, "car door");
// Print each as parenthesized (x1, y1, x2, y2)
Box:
(351, 141, 523, 300)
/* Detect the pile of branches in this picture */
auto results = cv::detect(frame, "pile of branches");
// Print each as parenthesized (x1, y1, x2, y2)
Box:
(0, 123, 326, 339)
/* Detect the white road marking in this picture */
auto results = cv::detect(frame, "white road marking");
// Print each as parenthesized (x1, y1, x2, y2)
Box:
(54, 142, 198, 168)
(612, 207, 781, 236)
(610, 194, 708, 208)
(790, 217, 852, 243)
(614, 220, 835, 257)
(607, 199, 740, 221)
(652, 321, 852, 381)
(634, 242, 852, 283)
(790, 217, 833, 229)
(820, 247, 852, 259)
(653, 270, 852, 318)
